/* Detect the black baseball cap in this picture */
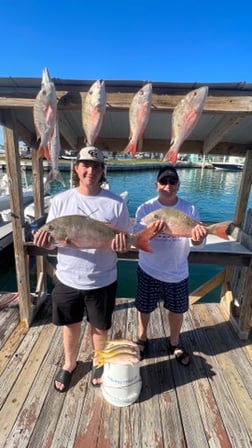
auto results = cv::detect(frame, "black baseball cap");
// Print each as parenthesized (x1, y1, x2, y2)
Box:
(157, 166, 179, 182)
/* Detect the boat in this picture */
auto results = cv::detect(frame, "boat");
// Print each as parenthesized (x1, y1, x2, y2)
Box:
(211, 156, 244, 171)
(212, 162, 244, 171)
(0, 170, 34, 217)
(24, 188, 129, 223)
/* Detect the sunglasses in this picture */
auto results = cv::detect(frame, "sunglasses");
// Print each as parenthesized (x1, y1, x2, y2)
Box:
(158, 177, 178, 186)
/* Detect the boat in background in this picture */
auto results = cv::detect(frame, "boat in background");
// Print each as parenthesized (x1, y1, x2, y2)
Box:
(0, 169, 33, 215)
(211, 156, 244, 171)
(24, 187, 129, 223)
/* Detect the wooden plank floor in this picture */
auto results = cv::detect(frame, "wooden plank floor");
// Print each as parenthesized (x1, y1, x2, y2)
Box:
(0, 295, 251, 448)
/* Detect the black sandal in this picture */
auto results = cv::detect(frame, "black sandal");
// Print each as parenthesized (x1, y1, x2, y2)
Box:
(91, 365, 104, 388)
(137, 338, 148, 360)
(54, 363, 78, 393)
(169, 342, 191, 366)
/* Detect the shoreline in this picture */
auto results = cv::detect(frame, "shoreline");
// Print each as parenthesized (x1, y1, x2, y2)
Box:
(0, 158, 214, 172)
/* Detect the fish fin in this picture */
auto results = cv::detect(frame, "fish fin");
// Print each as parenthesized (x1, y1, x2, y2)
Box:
(163, 147, 178, 165)
(38, 146, 51, 161)
(207, 221, 232, 240)
(123, 140, 137, 157)
(130, 227, 154, 253)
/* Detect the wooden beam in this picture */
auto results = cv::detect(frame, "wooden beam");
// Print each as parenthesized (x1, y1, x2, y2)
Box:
(89, 137, 252, 157)
(203, 115, 245, 154)
(1, 92, 252, 113)
(189, 270, 225, 305)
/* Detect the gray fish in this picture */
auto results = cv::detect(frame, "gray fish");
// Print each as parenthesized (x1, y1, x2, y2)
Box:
(42, 214, 155, 251)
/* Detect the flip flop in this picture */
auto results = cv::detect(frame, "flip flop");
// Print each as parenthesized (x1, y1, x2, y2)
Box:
(169, 342, 191, 366)
(54, 362, 78, 393)
(137, 338, 148, 360)
(91, 365, 104, 388)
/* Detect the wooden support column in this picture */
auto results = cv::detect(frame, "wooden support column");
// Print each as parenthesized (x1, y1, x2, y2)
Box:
(3, 110, 31, 326)
(31, 148, 47, 303)
(224, 151, 252, 338)
(233, 150, 252, 227)
(238, 258, 252, 338)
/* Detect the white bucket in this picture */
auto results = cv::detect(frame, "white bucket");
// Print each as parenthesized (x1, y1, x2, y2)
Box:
(101, 362, 142, 407)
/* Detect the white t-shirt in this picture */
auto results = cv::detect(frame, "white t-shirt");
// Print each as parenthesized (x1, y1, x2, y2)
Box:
(47, 188, 132, 290)
(134, 196, 204, 283)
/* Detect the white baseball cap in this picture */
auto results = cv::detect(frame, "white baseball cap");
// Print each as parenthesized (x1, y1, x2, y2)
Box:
(76, 146, 105, 163)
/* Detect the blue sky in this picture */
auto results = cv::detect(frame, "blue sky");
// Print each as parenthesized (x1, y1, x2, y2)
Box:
(1, 0, 252, 143)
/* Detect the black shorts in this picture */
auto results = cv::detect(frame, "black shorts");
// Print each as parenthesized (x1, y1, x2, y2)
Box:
(52, 276, 117, 330)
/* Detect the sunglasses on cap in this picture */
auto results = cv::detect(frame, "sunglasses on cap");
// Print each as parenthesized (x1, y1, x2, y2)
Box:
(158, 177, 178, 186)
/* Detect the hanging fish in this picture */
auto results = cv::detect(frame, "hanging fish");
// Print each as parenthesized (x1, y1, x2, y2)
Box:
(33, 67, 58, 161)
(123, 83, 152, 157)
(44, 120, 65, 190)
(82, 80, 106, 146)
(163, 86, 208, 165)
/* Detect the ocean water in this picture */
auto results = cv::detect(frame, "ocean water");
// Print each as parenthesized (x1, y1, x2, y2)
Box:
(1, 166, 252, 301)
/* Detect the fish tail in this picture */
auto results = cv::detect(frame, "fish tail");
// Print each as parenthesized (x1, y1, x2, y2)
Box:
(123, 140, 137, 157)
(163, 147, 178, 165)
(207, 221, 232, 240)
(93, 353, 106, 368)
(129, 227, 154, 253)
(46, 169, 65, 187)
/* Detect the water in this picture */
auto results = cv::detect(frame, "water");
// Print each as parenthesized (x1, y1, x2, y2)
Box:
(106, 168, 251, 221)
(1, 166, 252, 301)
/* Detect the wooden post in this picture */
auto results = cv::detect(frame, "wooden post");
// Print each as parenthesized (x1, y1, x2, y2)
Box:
(227, 151, 252, 338)
(3, 110, 32, 326)
(238, 258, 252, 338)
(31, 148, 48, 299)
(233, 150, 252, 226)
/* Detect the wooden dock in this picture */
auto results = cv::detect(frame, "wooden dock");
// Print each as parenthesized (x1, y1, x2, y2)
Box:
(0, 295, 251, 448)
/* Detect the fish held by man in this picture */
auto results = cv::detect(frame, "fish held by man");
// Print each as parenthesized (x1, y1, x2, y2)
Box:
(142, 208, 231, 240)
(33, 67, 58, 161)
(123, 83, 152, 157)
(82, 80, 107, 146)
(163, 86, 208, 165)
(41, 214, 155, 252)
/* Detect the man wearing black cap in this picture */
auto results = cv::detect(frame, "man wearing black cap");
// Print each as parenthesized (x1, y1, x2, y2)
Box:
(134, 165, 207, 365)
(33, 146, 131, 391)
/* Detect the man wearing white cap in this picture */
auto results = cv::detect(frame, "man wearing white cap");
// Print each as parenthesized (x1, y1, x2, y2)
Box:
(33, 146, 131, 391)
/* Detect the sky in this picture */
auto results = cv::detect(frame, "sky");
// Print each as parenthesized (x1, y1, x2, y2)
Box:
(1, 0, 252, 143)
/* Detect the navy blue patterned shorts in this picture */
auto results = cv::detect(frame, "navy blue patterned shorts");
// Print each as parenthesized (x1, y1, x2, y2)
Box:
(135, 266, 189, 314)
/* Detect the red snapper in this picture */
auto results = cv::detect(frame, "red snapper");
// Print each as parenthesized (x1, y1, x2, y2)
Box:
(142, 207, 231, 240)
(164, 86, 208, 165)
